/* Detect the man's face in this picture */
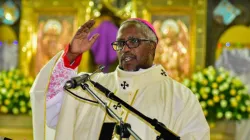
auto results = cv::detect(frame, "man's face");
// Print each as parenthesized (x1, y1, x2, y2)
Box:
(117, 23, 155, 71)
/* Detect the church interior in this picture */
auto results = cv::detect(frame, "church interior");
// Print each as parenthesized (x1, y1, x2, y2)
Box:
(0, 0, 250, 139)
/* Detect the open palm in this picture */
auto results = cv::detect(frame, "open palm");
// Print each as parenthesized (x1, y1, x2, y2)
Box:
(69, 20, 99, 56)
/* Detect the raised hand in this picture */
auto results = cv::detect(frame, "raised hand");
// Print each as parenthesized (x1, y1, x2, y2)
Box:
(67, 19, 99, 63)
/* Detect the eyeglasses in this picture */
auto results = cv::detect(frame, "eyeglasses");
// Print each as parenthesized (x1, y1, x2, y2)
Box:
(111, 38, 155, 51)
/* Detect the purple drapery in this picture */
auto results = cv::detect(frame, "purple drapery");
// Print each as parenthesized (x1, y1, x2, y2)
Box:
(89, 20, 118, 72)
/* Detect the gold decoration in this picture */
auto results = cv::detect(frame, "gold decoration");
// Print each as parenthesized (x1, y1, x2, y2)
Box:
(19, 0, 92, 77)
(102, 0, 133, 19)
(140, 0, 207, 81)
(0, 25, 17, 42)
(19, 0, 207, 79)
(147, 7, 195, 81)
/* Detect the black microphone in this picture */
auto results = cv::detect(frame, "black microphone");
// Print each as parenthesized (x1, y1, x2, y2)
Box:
(64, 74, 90, 89)
(64, 65, 105, 89)
(89, 80, 115, 100)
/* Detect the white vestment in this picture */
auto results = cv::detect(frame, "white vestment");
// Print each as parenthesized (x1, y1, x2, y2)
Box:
(30, 52, 62, 140)
(31, 51, 210, 140)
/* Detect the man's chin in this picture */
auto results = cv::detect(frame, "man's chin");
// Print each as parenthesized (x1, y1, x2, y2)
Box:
(120, 65, 138, 71)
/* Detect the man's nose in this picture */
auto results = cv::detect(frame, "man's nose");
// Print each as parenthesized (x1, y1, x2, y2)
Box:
(122, 44, 131, 52)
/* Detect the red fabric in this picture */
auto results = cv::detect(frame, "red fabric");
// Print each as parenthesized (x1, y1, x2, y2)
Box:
(62, 44, 82, 69)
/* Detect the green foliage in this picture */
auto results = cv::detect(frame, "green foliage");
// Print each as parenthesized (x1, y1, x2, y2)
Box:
(183, 66, 250, 122)
(0, 69, 33, 115)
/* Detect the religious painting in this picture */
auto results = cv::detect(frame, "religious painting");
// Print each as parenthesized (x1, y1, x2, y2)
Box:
(150, 8, 195, 81)
(19, 1, 90, 77)
(35, 14, 76, 74)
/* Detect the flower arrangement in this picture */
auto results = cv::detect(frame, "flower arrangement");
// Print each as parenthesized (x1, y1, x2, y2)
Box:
(182, 66, 250, 123)
(0, 69, 33, 115)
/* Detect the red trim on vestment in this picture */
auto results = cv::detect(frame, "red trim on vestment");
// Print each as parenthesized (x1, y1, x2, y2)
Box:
(62, 44, 82, 69)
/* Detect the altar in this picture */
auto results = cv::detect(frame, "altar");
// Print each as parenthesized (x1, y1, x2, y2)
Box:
(0, 115, 33, 139)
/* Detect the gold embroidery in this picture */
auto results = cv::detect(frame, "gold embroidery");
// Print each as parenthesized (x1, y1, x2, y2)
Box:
(98, 89, 117, 139)
(124, 89, 139, 122)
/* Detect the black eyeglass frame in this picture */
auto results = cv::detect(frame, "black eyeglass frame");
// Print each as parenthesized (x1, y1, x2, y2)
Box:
(111, 38, 156, 51)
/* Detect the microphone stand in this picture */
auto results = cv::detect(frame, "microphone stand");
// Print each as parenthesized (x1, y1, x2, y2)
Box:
(89, 80, 180, 140)
(80, 83, 142, 140)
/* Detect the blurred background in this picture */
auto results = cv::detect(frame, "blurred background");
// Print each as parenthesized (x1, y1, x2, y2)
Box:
(0, 0, 250, 139)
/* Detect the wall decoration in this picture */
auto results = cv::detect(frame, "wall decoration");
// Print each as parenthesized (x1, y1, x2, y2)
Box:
(213, 0, 241, 25)
(149, 8, 195, 81)
(35, 15, 75, 74)
(0, 0, 20, 25)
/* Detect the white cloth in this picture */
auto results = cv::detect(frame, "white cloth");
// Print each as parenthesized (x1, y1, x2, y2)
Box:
(1, 42, 18, 70)
(46, 57, 78, 128)
(31, 51, 210, 140)
(216, 48, 250, 140)
(30, 52, 63, 140)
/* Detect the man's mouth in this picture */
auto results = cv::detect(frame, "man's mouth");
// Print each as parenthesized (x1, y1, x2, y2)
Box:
(122, 55, 136, 62)
(124, 56, 132, 62)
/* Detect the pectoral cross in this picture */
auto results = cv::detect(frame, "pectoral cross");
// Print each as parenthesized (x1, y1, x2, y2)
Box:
(113, 103, 121, 110)
(121, 81, 129, 89)
(161, 69, 167, 76)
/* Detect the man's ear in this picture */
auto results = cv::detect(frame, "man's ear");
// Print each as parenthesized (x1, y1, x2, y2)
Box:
(150, 43, 156, 52)
(150, 44, 156, 58)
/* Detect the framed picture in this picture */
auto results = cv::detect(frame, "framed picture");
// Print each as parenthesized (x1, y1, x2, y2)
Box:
(19, 3, 84, 77)
(35, 12, 76, 74)
(149, 7, 195, 81)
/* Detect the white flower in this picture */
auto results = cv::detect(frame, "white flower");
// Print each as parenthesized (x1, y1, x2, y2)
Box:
(197, 72, 204, 82)
(20, 100, 26, 106)
(245, 100, 250, 106)
(200, 101, 207, 109)
(183, 79, 190, 87)
(208, 75, 215, 82)
(226, 77, 232, 83)
(195, 93, 200, 100)
(244, 87, 249, 92)
(236, 114, 242, 120)
(1, 88, 7, 94)
(238, 90, 243, 94)
(20, 106, 27, 113)
(219, 85, 224, 91)
(191, 87, 197, 92)
(240, 106, 246, 112)
(230, 98, 237, 103)
(191, 82, 196, 87)
(205, 87, 211, 93)
(14, 93, 19, 99)
(0, 81, 3, 86)
(242, 88, 248, 94)
(6, 92, 13, 99)
(220, 73, 226, 79)
(223, 83, 229, 89)
(225, 111, 232, 119)
(28, 101, 31, 108)
(212, 89, 219, 95)
(220, 100, 228, 108)
(12, 108, 19, 115)
(207, 66, 215, 73)
(216, 112, 223, 119)
(192, 74, 198, 81)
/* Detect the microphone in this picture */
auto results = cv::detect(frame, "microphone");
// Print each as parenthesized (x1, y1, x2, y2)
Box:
(64, 74, 90, 89)
(89, 80, 115, 100)
(64, 65, 105, 89)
